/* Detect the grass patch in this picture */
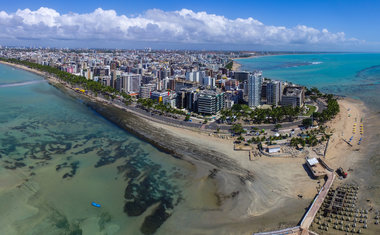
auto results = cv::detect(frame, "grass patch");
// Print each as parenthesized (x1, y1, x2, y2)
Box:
(305, 105, 317, 116)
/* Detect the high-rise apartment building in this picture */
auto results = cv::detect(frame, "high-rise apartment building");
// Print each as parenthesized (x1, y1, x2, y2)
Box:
(185, 71, 205, 83)
(139, 83, 156, 99)
(197, 90, 225, 114)
(116, 73, 141, 94)
(248, 72, 262, 107)
(234, 71, 250, 82)
(266, 81, 282, 106)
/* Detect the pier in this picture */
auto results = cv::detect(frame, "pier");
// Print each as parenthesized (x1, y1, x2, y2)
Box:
(299, 172, 335, 231)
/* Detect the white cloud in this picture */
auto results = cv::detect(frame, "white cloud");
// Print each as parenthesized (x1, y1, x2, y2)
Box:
(0, 7, 360, 47)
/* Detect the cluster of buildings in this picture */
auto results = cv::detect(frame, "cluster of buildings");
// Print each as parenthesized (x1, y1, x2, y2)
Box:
(0, 48, 305, 115)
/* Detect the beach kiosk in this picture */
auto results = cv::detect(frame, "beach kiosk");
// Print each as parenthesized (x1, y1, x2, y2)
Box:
(306, 157, 328, 179)
(267, 145, 281, 153)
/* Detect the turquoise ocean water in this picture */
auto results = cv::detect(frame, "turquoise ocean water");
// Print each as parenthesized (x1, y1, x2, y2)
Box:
(237, 53, 380, 110)
(0, 63, 206, 235)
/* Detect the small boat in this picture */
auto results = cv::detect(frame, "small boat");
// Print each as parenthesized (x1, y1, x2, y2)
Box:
(91, 202, 101, 208)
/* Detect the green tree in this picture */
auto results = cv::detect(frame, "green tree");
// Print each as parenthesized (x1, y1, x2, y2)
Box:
(231, 123, 245, 135)
(237, 135, 245, 142)
(302, 118, 313, 127)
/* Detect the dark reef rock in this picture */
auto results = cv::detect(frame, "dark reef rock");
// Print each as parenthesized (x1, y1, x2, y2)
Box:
(74, 146, 98, 155)
(124, 200, 156, 217)
(56, 162, 68, 171)
(4, 161, 26, 170)
(126, 168, 140, 178)
(94, 156, 116, 168)
(15, 162, 26, 168)
(69, 229, 82, 235)
(140, 202, 172, 235)
(60, 161, 80, 179)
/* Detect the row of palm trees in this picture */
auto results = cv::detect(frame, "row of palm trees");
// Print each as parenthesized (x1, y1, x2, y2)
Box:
(1, 57, 132, 104)
(137, 98, 186, 115)
(220, 104, 302, 124)
(313, 96, 340, 123)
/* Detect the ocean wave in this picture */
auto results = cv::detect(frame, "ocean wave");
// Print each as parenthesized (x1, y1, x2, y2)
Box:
(0, 80, 45, 88)
(282, 61, 322, 68)
(283, 62, 310, 68)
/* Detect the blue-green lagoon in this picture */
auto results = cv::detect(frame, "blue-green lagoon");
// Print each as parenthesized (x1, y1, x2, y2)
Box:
(0, 63, 219, 235)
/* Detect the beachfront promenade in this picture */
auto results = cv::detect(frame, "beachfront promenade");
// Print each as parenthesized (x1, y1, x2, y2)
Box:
(300, 172, 335, 231)
(254, 172, 335, 235)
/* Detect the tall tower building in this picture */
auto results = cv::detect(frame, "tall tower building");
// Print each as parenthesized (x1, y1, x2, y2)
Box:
(266, 81, 281, 106)
(248, 73, 262, 107)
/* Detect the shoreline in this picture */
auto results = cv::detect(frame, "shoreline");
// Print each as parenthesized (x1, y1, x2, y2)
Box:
(1, 60, 378, 233)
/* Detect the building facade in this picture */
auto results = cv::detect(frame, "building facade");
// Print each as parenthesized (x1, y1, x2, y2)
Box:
(197, 90, 225, 115)
(139, 83, 156, 99)
(281, 86, 305, 107)
(248, 73, 262, 107)
(122, 73, 141, 94)
(266, 81, 282, 106)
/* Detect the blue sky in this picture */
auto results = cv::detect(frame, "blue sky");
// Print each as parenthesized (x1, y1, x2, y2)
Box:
(0, 0, 379, 51)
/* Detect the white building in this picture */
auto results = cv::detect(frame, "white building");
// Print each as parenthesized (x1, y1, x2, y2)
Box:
(116, 73, 141, 94)
(185, 71, 205, 83)
(267, 145, 281, 153)
(202, 76, 215, 88)
(248, 72, 262, 107)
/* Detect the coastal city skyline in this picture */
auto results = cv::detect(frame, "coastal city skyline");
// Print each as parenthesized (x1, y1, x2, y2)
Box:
(0, 1, 379, 235)
(0, 0, 379, 51)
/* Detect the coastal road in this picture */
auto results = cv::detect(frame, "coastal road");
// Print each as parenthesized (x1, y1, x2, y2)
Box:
(207, 119, 304, 132)
(110, 99, 308, 133)
(315, 99, 327, 113)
